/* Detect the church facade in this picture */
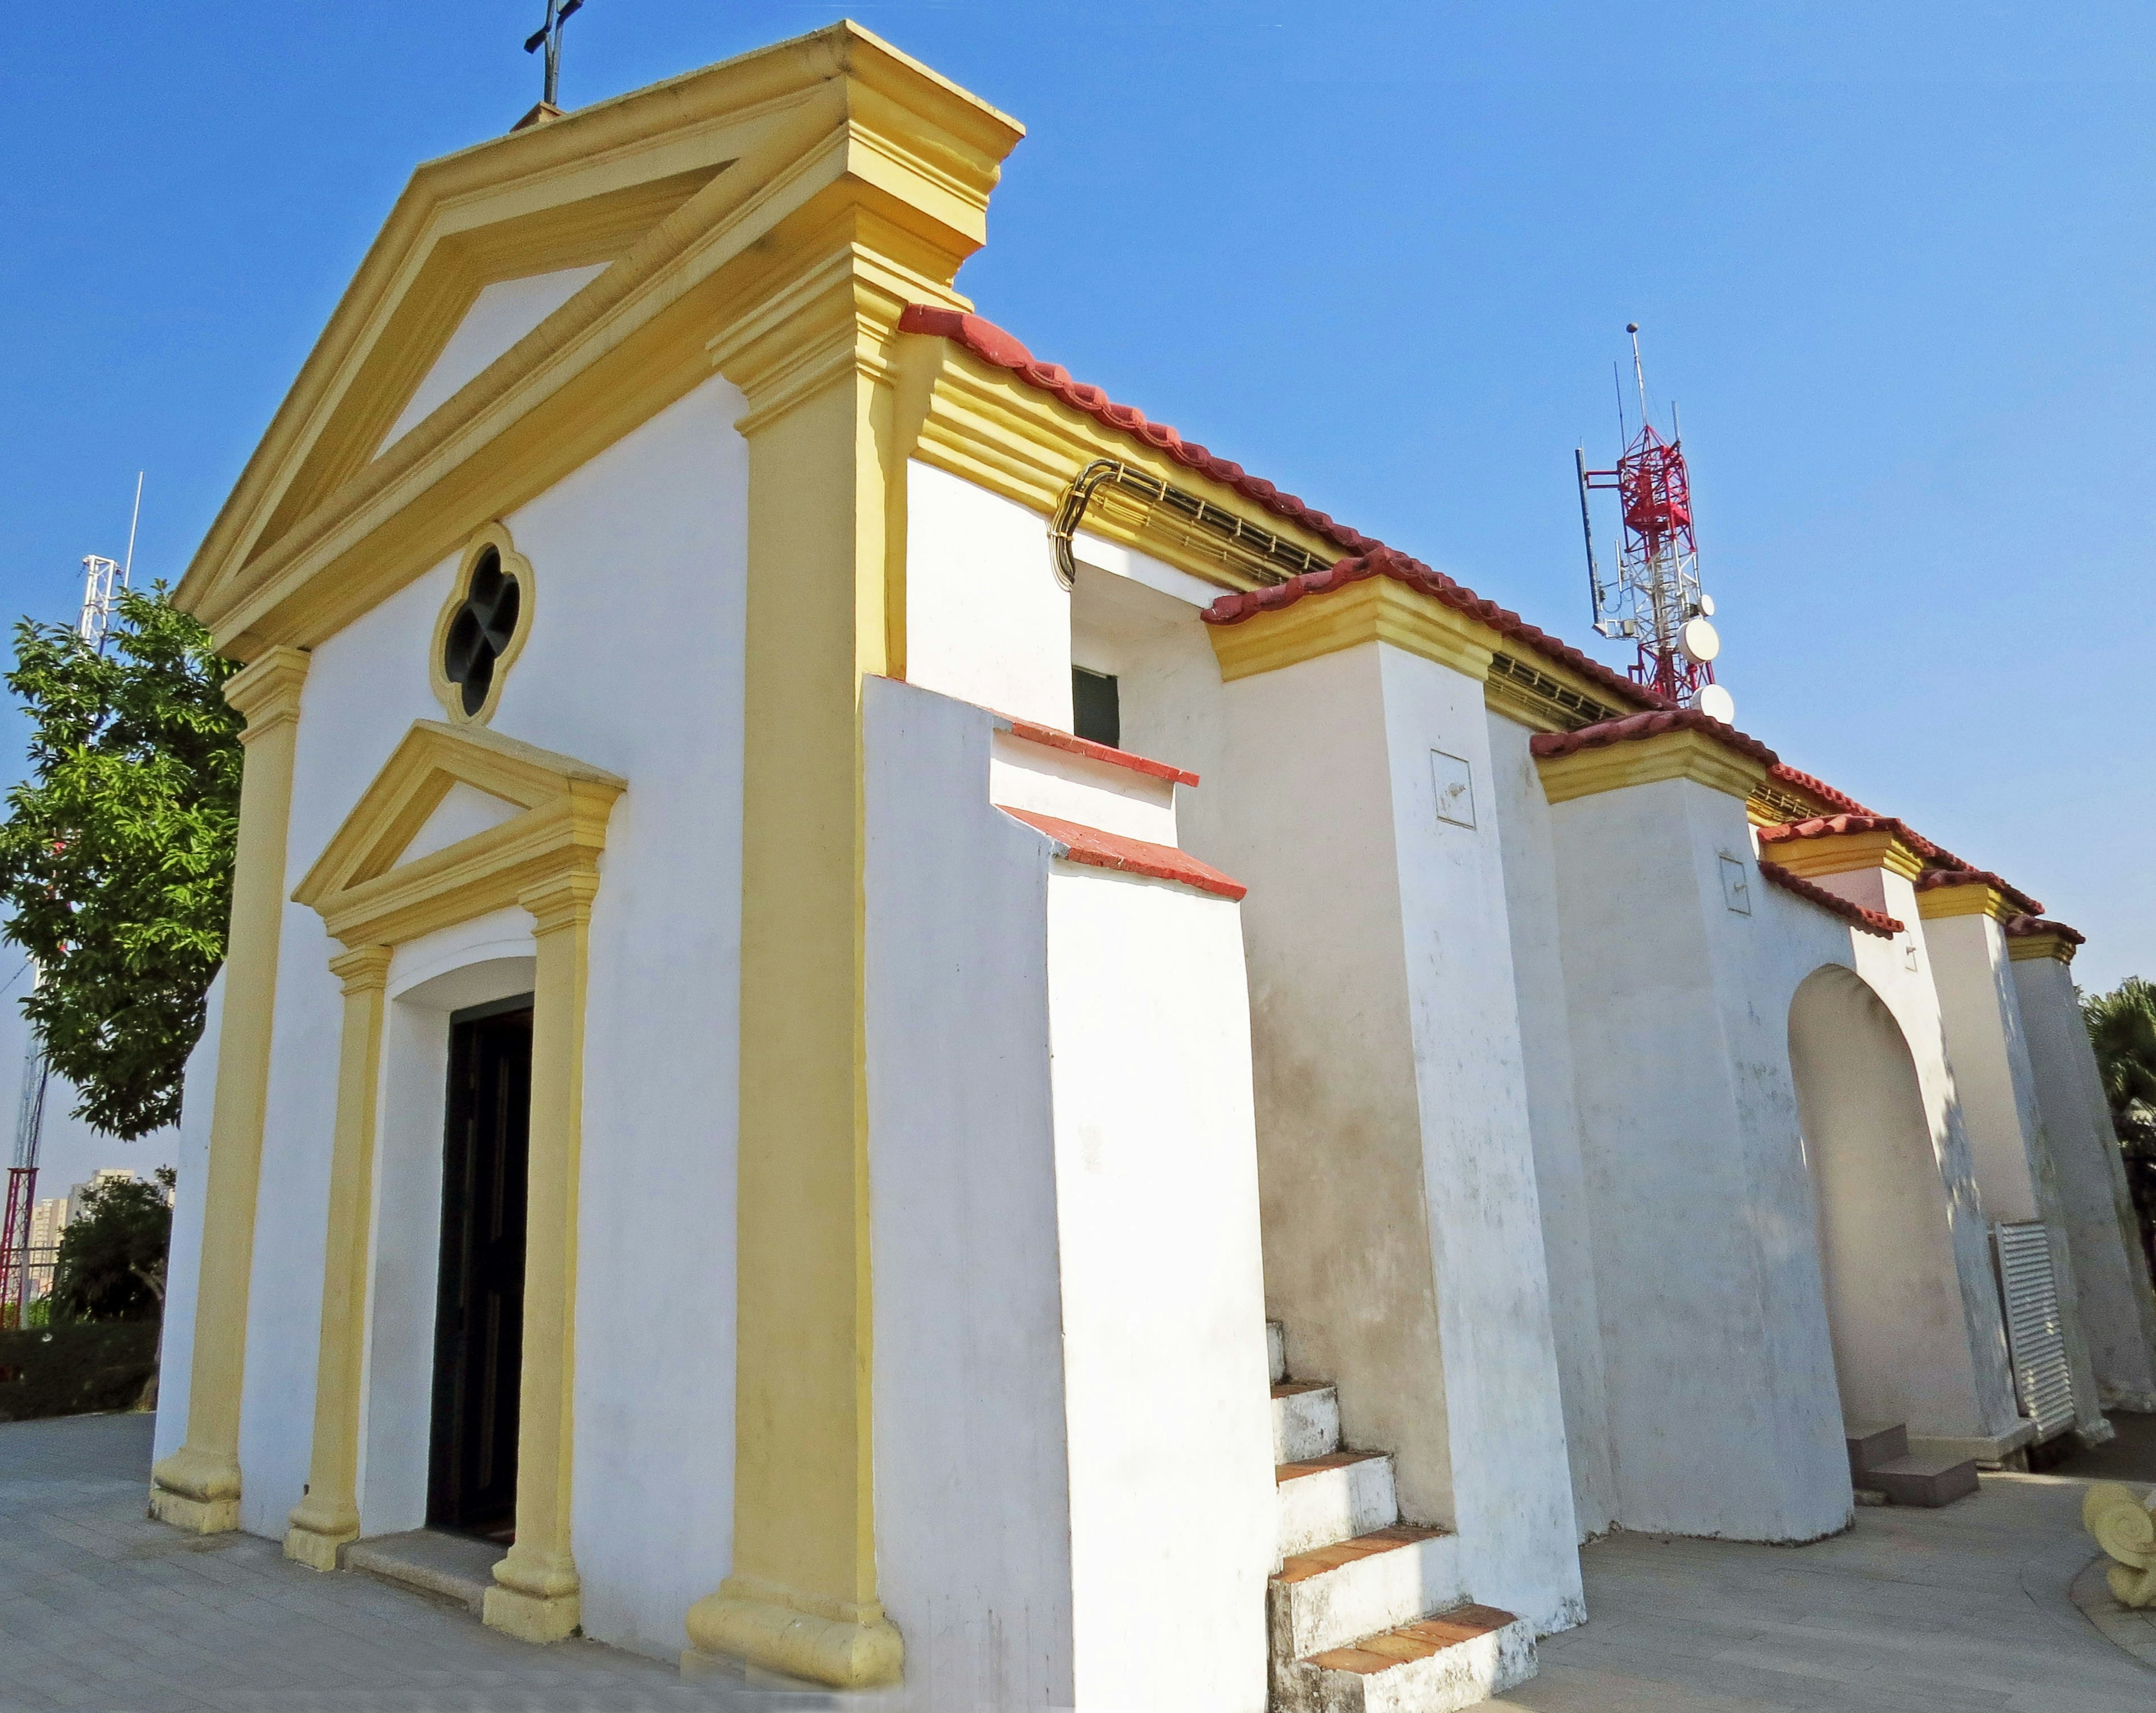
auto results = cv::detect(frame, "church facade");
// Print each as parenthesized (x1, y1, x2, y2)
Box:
(148, 24, 2156, 1711)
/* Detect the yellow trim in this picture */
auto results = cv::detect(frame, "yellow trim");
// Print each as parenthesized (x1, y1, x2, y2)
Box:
(907, 342, 1338, 597)
(2009, 932, 2077, 964)
(483, 870, 598, 1644)
(1534, 727, 1770, 806)
(429, 523, 535, 727)
(1205, 574, 1499, 684)
(1760, 826, 1924, 883)
(1747, 778, 1831, 828)
(176, 24, 1022, 663)
(289, 719, 621, 1642)
(284, 945, 392, 1572)
(1482, 650, 1627, 733)
(1915, 882, 2011, 924)
(292, 720, 623, 947)
(149, 646, 311, 1535)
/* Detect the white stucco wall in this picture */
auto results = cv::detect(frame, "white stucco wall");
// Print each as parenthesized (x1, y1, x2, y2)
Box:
(1922, 909, 2105, 1437)
(377, 264, 610, 454)
(203, 371, 748, 1659)
(1483, 713, 1616, 1541)
(905, 459, 1071, 729)
(2013, 952, 2156, 1408)
(152, 970, 222, 1464)
(864, 674, 1273, 1712)
(1548, 774, 1852, 1541)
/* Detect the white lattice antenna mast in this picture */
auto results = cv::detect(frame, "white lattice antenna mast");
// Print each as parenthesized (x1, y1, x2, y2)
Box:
(78, 472, 143, 652)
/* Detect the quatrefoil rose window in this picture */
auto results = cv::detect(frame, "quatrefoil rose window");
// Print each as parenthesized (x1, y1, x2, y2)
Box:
(431, 525, 533, 725)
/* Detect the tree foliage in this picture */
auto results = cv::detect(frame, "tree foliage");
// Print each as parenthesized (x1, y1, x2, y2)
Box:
(2083, 975, 2156, 1272)
(0, 588, 241, 1138)
(50, 1168, 175, 1323)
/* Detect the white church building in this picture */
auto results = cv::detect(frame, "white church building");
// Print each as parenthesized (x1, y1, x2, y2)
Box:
(147, 24, 2156, 1711)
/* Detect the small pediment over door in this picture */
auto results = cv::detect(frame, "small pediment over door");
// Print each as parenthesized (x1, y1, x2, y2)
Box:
(295, 720, 625, 947)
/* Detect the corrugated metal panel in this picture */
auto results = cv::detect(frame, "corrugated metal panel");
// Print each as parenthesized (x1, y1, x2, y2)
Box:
(1994, 1221, 2076, 1440)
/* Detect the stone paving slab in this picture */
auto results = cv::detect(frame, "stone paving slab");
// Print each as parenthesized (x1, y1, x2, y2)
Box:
(7, 1412, 2155, 1711)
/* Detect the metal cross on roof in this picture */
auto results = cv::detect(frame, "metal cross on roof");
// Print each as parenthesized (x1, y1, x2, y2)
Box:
(525, 0, 586, 109)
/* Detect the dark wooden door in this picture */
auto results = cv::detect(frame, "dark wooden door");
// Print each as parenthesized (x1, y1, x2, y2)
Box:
(427, 1001, 533, 1538)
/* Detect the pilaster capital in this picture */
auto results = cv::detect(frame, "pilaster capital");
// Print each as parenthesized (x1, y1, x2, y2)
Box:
(519, 866, 601, 936)
(1532, 720, 1773, 806)
(327, 944, 393, 994)
(224, 646, 310, 742)
(1756, 820, 1925, 883)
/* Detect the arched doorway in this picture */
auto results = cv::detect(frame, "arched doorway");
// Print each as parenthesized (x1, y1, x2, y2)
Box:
(1788, 966, 1972, 1435)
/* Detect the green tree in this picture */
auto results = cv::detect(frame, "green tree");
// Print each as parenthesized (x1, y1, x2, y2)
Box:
(0, 588, 241, 1138)
(2083, 975, 2156, 1276)
(50, 1167, 175, 1323)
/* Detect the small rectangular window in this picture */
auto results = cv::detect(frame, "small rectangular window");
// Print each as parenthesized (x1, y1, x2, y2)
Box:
(1072, 666, 1120, 749)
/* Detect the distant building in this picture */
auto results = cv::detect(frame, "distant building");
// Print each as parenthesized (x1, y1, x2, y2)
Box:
(25, 1195, 66, 1298)
(67, 1167, 139, 1227)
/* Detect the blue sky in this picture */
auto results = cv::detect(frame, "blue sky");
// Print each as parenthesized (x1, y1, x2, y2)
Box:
(4, 3, 2153, 989)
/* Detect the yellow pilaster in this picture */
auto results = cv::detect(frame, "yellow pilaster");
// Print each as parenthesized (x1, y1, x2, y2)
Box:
(151, 645, 310, 1533)
(683, 254, 907, 1687)
(285, 944, 393, 1570)
(483, 869, 599, 1645)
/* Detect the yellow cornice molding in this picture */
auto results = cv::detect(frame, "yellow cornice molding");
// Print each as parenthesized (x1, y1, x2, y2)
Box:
(1759, 826, 1924, 884)
(1534, 727, 1770, 806)
(907, 342, 1339, 597)
(2008, 931, 2077, 964)
(294, 720, 624, 948)
(180, 24, 1021, 661)
(1915, 881, 2011, 924)
(1206, 574, 1498, 684)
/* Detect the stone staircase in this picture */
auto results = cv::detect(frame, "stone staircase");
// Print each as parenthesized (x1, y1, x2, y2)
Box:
(1844, 1423, 1979, 1508)
(1267, 1322, 1537, 1712)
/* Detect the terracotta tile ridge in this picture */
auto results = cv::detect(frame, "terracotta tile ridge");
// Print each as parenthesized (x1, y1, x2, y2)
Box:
(1757, 858, 1903, 939)
(1767, 764, 2041, 901)
(898, 304, 1377, 555)
(2003, 912, 2085, 945)
(1001, 715, 1198, 786)
(1916, 865, 2044, 916)
(996, 805, 1246, 901)
(1200, 546, 1666, 715)
(1527, 705, 1777, 768)
(898, 305, 1662, 716)
(1755, 812, 1941, 862)
(1768, 762, 1879, 818)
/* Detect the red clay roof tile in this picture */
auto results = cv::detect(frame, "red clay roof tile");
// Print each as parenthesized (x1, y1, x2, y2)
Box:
(1527, 706, 1777, 769)
(2003, 912, 2085, 946)
(997, 806, 1247, 901)
(1916, 865, 2044, 917)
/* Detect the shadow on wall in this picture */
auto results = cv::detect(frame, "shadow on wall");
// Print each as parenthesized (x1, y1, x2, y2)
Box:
(1790, 965, 1978, 1433)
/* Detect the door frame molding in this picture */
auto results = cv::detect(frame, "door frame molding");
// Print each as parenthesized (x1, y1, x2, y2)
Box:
(283, 717, 624, 1644)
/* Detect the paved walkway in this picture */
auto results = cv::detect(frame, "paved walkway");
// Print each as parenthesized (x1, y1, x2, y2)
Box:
(3, 1412, 2153, 1711)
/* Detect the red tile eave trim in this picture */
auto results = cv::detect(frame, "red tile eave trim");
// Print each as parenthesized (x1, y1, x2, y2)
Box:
(1916, 865, 2045, 917)
(2004, 912, 2086, 946)
(1769, 763, 1878, 819)
(1527, 706, 1778, 768)
(997, 806, 1248, 901)
(1756, 812, 1942, 862)
(1758, 860, 1903, 939)
(897, 306, 1664, 718)
(1002, 718, 1199, 787)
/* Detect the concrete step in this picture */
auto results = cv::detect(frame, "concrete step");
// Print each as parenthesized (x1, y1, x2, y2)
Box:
(1844, 1422, 1910, 1477)
(344, 1528, 505, 1613)
(1274, 1382, 1342, 1463)
(1269, 1525, 1463, 1663)
(1278, 1451, 1397, 1556)
(1861, 1452, 1979, 1508)
(1269, 1320, 1287, 1385)
(1283, 1604, 1538, 1713)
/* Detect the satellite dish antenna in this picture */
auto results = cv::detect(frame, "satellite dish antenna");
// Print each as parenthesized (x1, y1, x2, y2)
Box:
(1698, 593, 1714, 616)
(1678, 616, 1720, 663)
(1696, 682, 1736, 725)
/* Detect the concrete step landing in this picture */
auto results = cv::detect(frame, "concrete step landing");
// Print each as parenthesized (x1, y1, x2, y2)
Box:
(1846, 1423, 1979, 1508)
(344, 1528, 506, 1613)
(1300, 1604, 1537, 1713)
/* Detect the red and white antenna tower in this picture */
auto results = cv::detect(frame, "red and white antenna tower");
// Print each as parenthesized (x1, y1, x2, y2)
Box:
(1575, 326, 1734, 724)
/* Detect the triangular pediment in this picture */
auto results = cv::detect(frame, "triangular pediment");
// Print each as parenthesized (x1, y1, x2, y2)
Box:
(173, 24, 1024, 662)
(295, 721, 625, 929)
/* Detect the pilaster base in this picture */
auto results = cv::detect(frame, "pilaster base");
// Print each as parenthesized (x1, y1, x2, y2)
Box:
(483, 1581, 582, 1643)
(148, 1487, 240, 1534)
(683, 1575, 903, 1689)
(282, 1521, 354, 1571)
